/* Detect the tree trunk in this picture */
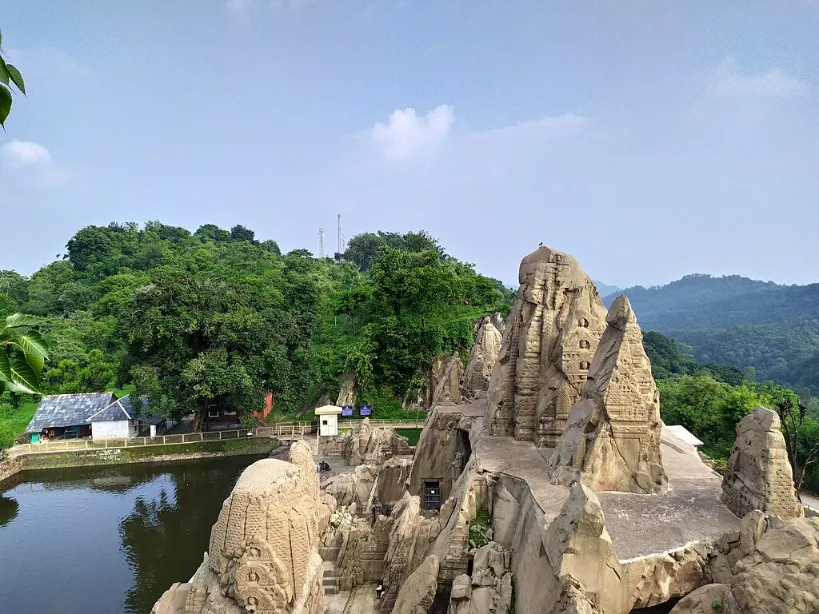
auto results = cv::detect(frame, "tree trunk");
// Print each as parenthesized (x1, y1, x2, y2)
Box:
(192, 400, 208, 433)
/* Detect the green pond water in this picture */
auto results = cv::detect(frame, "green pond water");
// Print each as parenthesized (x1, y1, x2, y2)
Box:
(0, 455, 266, 614)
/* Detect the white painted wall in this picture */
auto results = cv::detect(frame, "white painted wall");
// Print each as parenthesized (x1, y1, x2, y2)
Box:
(92, 420, 138, 440)
(318, 414, 339, 437)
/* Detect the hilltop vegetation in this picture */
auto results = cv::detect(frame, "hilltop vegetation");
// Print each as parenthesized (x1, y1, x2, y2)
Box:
(0, 222, 513, 429)
(607, 274, 819, 396)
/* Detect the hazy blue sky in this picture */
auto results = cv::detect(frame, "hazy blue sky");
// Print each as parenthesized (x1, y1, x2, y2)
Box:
(1, 1, 818, 287)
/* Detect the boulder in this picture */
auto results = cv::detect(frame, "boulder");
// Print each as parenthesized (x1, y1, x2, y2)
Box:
(669, 584, 731, 614)
(376, 457, 413, 504)
(550, 295, 668, 494)
(320, 418, 411, 465)
(486, 246, 608, 446)
(721, 406, 802, 520)
(321, 464, 378, 509)
(432, 353, 465, 406)
(464, 317, 503, 395)
(390, 554, 439, 614)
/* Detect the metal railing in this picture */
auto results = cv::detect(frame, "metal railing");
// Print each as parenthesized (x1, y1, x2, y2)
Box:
(337, 418, 425, 430)
(10, 423, 311, 456)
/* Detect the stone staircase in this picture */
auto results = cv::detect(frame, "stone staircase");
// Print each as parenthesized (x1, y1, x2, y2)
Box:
(322, 563, 340, 595)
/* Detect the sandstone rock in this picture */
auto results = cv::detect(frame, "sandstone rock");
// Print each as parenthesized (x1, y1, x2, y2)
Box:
(320, 418, 411, 465)
(450, 574, 472, 601)
(376, 457, 413, 504)
(153, 441, 325, 614)
(486, 246, 608, 446)
(408, 408, 472, 506)
(464, 317, 503, 395)
(669, 584, 731, 614)
(550, 295, 667, 494)
(321, 464, 378, 509)
(336, 371, 356, 407)
(489, 313, 505, 337)
(432, 353, 465, 406)
(390, 554, 439, 614)
(721, 406, 802, 520)
(542, 483, 623, 609)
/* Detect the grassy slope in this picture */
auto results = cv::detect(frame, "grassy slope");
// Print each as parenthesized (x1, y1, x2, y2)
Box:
(0, 401, 38, 438)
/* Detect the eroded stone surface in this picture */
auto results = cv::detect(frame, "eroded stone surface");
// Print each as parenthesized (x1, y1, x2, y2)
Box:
(721, 406, 802, 520)
(464, 317, 503, 396)
(153, 441, 325, 614)
(447, 542, 512, 614)
(550, 295, 667, 495)
(486, 246, 607, 446)
(390, 554, 439, 614)
(336, 372, 356, 407)
(432, 353, 465, 407)
(319, 418, 411, 466)
(321, 464, 378, 510)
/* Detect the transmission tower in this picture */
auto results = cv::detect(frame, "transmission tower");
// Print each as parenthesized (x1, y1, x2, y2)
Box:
(337, 214, 344, 255)
(318, 228, 325, 258)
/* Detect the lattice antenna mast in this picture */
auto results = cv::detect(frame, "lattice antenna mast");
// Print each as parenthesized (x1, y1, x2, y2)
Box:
(337, 214, 344, 255)
(318, 228, 325, 258)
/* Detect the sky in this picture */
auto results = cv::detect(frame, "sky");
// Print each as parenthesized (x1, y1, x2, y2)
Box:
(1, 1, 818, 288)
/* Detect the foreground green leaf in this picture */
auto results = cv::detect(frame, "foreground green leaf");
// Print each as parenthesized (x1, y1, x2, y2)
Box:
(17, 329, 48, 362)
(0, 84, 10, 128)
(0, 350, 11, 382)
(8, 356, 40, 394)
(0, 59, 9, 85)
(5, 313, 43, 329)
(6, 65, 24, 95)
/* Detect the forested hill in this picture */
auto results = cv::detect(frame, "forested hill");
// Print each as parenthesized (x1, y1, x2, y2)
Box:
(604, 274, 819, 395)
(0, 222, 514, 427)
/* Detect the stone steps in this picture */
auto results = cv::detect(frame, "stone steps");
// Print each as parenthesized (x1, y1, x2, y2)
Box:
(322, 563, 340, 595)
(319, 545, 340, 561)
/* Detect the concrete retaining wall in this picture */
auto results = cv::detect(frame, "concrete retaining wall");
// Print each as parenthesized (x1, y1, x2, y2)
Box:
(0, 438, 280, 486)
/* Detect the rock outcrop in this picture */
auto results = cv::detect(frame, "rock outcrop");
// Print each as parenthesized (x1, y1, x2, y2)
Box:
(676, 513, 819, 614)
(376, 457, 413, 503)
(447, 542, 513, 614)
(390, 554, 439, 614)
(409, 408, 472, 507)
(321, 464, 378, 509)
(721, 406, 802, 520)
(550, 295, 668, 494)
(432, 353, 465, 407)
(151, 441, 325, 614)
(486, 246, 608, 446)
(336, 371, 356, 407)
(319, 418, 411, 465)
(464, 317, 503, 396)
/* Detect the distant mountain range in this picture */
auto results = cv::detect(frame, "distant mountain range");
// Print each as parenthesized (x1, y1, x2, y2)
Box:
(593, 281, 621, 297)
(603, 274, 819, 396)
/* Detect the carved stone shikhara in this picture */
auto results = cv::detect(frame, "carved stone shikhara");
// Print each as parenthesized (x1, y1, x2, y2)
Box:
(152, 441, 327, 614)
(721, 406, 802, 520)
(486, 246, 607, 446)
(550, 295, 668, 494)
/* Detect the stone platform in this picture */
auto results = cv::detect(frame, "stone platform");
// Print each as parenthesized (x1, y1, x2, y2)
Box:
(476, 426, 739, 562)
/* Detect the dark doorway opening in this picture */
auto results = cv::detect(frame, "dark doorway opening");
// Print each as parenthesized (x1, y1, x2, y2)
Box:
(424, 480, 441, 510)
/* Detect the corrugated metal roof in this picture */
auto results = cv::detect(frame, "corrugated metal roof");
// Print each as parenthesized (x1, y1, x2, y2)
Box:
(26, 393, 116, 432)
(87, 395, 167, 425)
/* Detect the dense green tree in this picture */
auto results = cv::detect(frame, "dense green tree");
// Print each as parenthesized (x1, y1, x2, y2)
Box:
(230, 225, 256, 243)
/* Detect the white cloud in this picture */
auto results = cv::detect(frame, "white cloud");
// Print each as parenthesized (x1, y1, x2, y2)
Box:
(371, 105, 455, 161)
(1, 140, 52, 166)
(711, 58, 809, 98)
(473, 113, 588, 142)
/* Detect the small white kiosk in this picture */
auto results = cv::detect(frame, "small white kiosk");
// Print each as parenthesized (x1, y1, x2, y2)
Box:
(314, 405, 343, 437)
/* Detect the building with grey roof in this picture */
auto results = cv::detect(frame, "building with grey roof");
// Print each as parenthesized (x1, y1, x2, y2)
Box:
(26, 393, 168, 440)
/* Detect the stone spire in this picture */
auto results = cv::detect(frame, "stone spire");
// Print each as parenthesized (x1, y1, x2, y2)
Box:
(486, 245, 608, 446)
(464, 316, 503, 395)
(721, 406, 802, 519)
(550, 295, 668, 494)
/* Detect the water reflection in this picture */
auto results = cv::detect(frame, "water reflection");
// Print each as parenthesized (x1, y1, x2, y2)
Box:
(0, 455, 264, 614)
(0, 494, 18, 527)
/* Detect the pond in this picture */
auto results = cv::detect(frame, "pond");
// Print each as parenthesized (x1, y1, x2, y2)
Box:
(0, 455, 267, 614)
